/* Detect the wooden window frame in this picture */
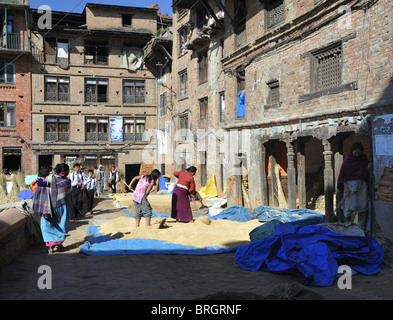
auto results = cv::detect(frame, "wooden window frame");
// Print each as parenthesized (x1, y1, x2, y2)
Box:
(199, 97, 208, 119)
(198, 50, 208, 85)
(310, 42, 343, 92)
(44, 116, 70, 141)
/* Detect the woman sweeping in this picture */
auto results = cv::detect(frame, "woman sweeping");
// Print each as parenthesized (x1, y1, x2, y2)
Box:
(337, 142, 370, 231)
(33, 163, 72, 253)
(129, 169, 161, 227)
(171, 166, 197, 223)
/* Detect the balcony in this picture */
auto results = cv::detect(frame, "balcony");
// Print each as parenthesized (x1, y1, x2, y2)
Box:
(45, 132, 70, 142)
(45, 92, 70, 102)
(0, 32, 30, 52)
(85, 132, 108, 142)
(124, 132, 145, 142)
(123, 94, 145, 104)
(85, 94, 108, 103)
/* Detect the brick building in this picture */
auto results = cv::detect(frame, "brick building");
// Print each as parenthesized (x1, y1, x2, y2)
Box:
(30, 3, 168, 183)
(163, 0, 227, 194)
(0, 0, 32, 174)
(170, 0, 393, 226)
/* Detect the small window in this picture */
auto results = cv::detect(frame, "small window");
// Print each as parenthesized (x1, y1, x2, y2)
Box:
(0, 102, 16, 127)
(266, 0, 285, 29)
(179, 71, 188, 98)
(0, 59, 15, 84)
(45, 77, 70, 102)
(84, 41, 108, 65)
(311, 42, 342, 92)
(179, 27, 189, 55)
(199, 97, 208, 119)
(160, 92, 167, 117)
(45, 116, 70, 141)
(267, 80, 280, 105)
(179, 115, 188, 141)
(85, 118, 108, 142)
(122, 14, 132, 27)
(198, 51, 208, 85)
(85, 79, 108, 103)
(123, 118, 146, 142)
(219, 92, 225, 122)
(123, 80, 145, 104)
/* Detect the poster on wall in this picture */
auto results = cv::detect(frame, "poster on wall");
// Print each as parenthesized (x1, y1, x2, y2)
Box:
(110, 116, 123, 142)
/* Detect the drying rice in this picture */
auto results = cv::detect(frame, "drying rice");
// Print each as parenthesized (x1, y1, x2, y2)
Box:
(99, 216, 262, 248)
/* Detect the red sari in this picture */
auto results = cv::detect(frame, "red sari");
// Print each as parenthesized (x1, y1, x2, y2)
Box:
(171, 171, 195, 222)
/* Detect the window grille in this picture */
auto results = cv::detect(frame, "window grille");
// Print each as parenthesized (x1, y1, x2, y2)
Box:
(312, 43, 342, 91)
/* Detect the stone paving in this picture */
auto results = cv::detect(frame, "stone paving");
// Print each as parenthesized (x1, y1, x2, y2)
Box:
(1, 195, 393, 301)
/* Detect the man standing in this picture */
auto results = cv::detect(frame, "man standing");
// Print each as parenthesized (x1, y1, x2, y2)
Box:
(109, 165, 118, 193)
(70, 163, 86, 218)
(93, 165, 102, 197)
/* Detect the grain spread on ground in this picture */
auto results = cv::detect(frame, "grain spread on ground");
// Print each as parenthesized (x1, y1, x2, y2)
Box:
(99, 216, 262, 248)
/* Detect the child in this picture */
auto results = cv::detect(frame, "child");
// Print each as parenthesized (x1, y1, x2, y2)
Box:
(30, 168, 50, 194)
(85, 169, 97, 215)
(128, 169, 161, 227)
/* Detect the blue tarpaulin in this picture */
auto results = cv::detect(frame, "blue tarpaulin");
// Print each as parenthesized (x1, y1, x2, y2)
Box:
(236, 90, 245, 117)
(235, 224, 384, 286)
(79, 224, 236, 256)
(18, 189, 34, 200)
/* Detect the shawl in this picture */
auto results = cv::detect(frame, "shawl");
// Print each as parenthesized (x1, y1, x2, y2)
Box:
(48, 173, 71, 211)
(337, 152, 369, 190)
(33, 174, 70, 218)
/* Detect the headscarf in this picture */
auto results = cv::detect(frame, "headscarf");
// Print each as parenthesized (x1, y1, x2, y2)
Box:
(337, 151, 369, 190)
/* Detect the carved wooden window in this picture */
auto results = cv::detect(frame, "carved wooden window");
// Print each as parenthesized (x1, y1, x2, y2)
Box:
(267, 80, 280, 105)
(45, 116, 70, 141)
(160, 91, 167, 117)
(311, 42, 342, 92)
(266, 0, 285, 29)
(198, 50, 208, 85)
(85, 118, 108, 142)
(179, 71, 188, 98)
(179, 27, 188, 55)
(199, 97, 208, 119)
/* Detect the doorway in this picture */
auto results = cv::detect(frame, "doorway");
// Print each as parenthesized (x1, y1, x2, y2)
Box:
(39, 155, 53, 171)
(3, 147, 21, 173)
(126, 164, 141, 189)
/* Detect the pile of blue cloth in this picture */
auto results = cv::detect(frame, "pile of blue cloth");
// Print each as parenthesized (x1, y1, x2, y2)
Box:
(234, 223, 384, 286)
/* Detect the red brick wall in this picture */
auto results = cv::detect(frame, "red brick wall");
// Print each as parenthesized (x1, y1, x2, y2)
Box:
(0, 54, 32, 174)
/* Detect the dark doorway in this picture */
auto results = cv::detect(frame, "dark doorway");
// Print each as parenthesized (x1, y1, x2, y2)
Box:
(39, 155, 53, 172)
(126, 164, 141, 189)
(3, 147, 21, 173)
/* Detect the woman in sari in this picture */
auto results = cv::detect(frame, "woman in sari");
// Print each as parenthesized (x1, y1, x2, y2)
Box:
(337, 142, 370, 231)
(171, 166, 197, 223)
(37, 163, 72, 253)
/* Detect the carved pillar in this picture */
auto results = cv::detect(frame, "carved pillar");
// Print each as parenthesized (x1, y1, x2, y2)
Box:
(323, 139, 334, 222)
(286, 141, 296, 208)
(296, 140, 307, 208)
(260, 142, 268, 205)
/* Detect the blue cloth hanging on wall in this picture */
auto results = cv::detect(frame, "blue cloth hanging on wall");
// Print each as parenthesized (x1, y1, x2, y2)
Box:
(236, 90, 245, 117)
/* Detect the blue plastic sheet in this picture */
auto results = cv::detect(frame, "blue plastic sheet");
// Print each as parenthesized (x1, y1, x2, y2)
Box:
(235, 224, 384, 286)
(79, 224, 236, 256)
(18, 189, 34, 200)
(212, 205, 254, 222)
(236, 90, 245, 117)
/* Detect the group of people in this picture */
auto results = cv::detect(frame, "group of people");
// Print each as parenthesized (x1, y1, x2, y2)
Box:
(32, 162, 109, 253)
(31, 141, 371, 254)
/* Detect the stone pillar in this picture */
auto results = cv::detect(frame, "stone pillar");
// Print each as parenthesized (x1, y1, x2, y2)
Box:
(333, 136, 344, 221)
(323, 139, 334, 222)
(296, 140, 307, 208)
(286, 141, 296, 208)
(248, 132, 268, 208)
